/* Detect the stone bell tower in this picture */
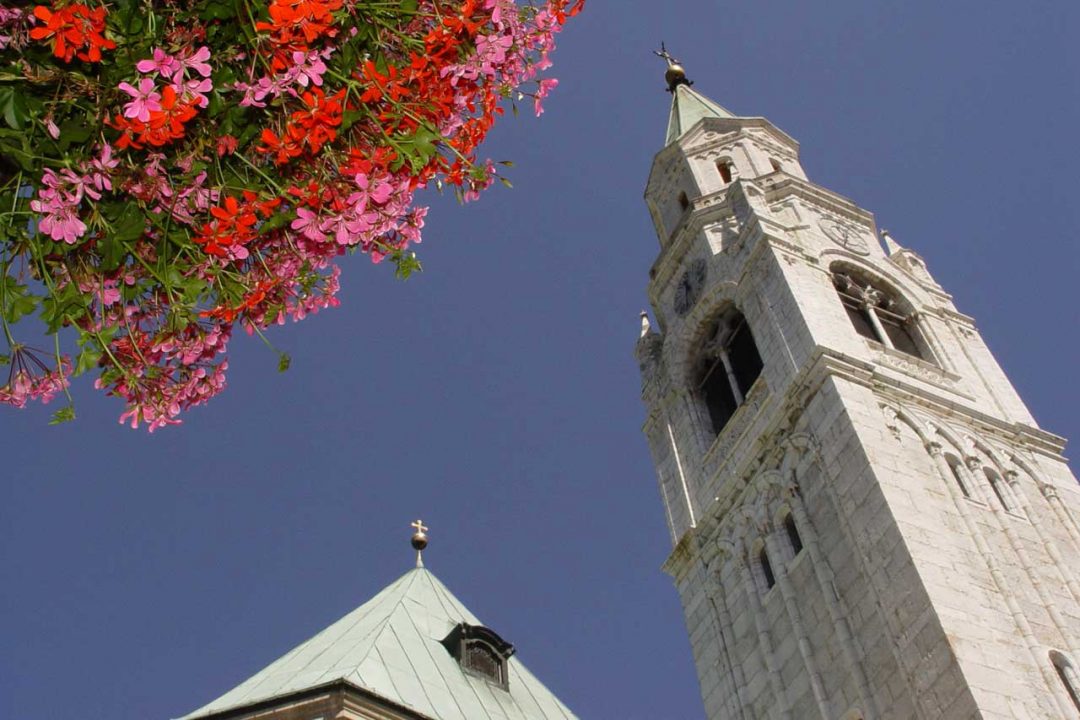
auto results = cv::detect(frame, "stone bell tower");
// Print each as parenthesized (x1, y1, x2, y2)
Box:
(636, 55, 1080, 719)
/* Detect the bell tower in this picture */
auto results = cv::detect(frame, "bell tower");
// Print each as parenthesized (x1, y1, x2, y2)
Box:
(637, 56, 1080, 719)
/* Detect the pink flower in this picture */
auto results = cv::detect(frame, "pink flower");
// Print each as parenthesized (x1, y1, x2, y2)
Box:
(37, 205, 87, 244)
(89, 143, 118, 193)
(0, 346, 71, 409)
(290, 208, 328, 242)
(180, 46, 213, 78)
(534, 78, 558, 116)
(172, 76, 213, 108)
(135, 48, 181, 78)
(291, 49, 328, 87)
(30, 169, 88, 244)
(118, 78, 162, 122)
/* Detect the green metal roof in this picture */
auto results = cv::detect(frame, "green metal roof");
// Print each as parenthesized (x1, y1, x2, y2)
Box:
(665, 83, 737, 145)
(180, 568, 578, 720)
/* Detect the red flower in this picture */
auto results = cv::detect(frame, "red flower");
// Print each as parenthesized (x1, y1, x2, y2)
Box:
(29, 4, 116, 63)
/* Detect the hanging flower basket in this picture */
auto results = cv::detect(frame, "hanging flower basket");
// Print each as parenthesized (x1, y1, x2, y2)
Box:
(0, 0, 583, 429)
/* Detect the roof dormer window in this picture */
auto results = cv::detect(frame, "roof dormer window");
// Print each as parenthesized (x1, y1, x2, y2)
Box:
(442, 623, 515, 689)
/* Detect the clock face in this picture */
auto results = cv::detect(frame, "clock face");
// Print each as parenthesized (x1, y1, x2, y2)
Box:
(820, 219, 870, 255)
(673, 258, 708, 317)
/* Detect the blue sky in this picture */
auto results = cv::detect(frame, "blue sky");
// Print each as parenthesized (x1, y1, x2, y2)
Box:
(2, 2, 1079, 719)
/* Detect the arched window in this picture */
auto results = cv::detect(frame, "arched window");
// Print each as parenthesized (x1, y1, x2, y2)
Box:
(442, 623, 514, 689)
(717, 160, 733, 184)
(946, 454, 971, 498)
(757, 545, 776, 591)
(984, 468, 1015, 512)
(832, 270, 929, 361)
(783, 513, 803, 557)
(770, 158, 782, 173)
(694, 309, 764, 435)
(1051, 651, 1080, 711)
(678, 191, 690, 212)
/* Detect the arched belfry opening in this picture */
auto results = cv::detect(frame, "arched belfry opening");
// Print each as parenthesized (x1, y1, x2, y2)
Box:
(832, 267, 931, 361)
(693, 308, 763, 435)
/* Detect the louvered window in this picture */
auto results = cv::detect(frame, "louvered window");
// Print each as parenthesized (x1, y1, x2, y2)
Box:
(464, 641, 504, 684)
(442, 623, 514, 690)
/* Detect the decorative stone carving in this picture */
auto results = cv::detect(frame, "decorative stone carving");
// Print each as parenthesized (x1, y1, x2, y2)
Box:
(873, 346, 958, 389)
(881, 405, 903, 440)
(819, 218, 871, 255)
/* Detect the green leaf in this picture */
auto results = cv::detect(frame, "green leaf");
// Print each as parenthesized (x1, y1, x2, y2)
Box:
(257, 210, 292, 235)
(57, 117, 92, 149)
(200, 0, 238, 20)
(0, 354, 9, 366)
(393, 251, 423, 280)
(97, 235, 126, 272)
(115, 0, 146, 36)
(277, 352, 291, 372)
(0, 135, 35, 171)
(0, 86, 29, 130)
(1, 277, 38, 323)
(111, 203, 146, 243)
(394, 126, 440, 172)
(73, 344, 103, 376)
(340, 109, 364, 132)
(49, 405, 76, 425)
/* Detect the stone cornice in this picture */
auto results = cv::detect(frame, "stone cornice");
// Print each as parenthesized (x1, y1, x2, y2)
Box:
(683, 122, 800, 162)
(671, 343, 1069, 558)
(810, 348, 1069, 458)
(192, 680, 432, 720)
(760, 174, 875, 228)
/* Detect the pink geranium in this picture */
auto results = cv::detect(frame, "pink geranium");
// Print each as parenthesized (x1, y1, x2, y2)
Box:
(118, 78, 162, 122)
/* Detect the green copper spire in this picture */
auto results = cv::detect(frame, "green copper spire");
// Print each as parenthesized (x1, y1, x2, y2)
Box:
(665, 83, 737, 145)
(653, 46, 737, 144)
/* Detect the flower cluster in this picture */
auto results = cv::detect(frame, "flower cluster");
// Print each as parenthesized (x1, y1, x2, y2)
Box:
(0, 346, 71, 409)
(1, 0, 583, 429)
(29, 3, 115, 63)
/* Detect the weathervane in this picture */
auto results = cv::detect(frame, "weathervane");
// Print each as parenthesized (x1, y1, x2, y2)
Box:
(653, 42, 692, 92)
(410, 519, 429, 568)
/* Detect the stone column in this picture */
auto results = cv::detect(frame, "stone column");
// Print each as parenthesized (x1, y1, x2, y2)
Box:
(786, 483, 880, 719)
(1040, 481, 1080, 554)
(716, 349, 744, 405)
(766, 529, 830, 719)
(928, 442, 1076, 717)
(736, 535, 792, 720)
(981, 469, 1080, 653)
(702, 548, 752, 720)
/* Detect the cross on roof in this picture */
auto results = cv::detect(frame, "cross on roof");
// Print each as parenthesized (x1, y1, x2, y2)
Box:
(653, 42, 679, 67)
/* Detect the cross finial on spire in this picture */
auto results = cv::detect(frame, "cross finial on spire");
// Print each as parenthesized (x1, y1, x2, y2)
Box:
(653, 42, 678, 67)
(654, 43, 692, 92)
(410, 519, 429, 568)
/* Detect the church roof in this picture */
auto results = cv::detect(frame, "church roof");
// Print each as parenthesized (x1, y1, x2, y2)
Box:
(665, 83, 737, 145)
(180, 567, 578, 720)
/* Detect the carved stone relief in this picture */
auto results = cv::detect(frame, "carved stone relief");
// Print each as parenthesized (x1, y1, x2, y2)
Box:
(819, 217, 871, 255)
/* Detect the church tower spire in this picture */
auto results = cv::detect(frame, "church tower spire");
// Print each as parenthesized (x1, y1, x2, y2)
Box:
(653, 47, 737, 145)
(637, 66, 1080, 720)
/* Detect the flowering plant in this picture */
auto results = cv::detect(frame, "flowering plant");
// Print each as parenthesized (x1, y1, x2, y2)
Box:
(0, 0, 582, 429)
